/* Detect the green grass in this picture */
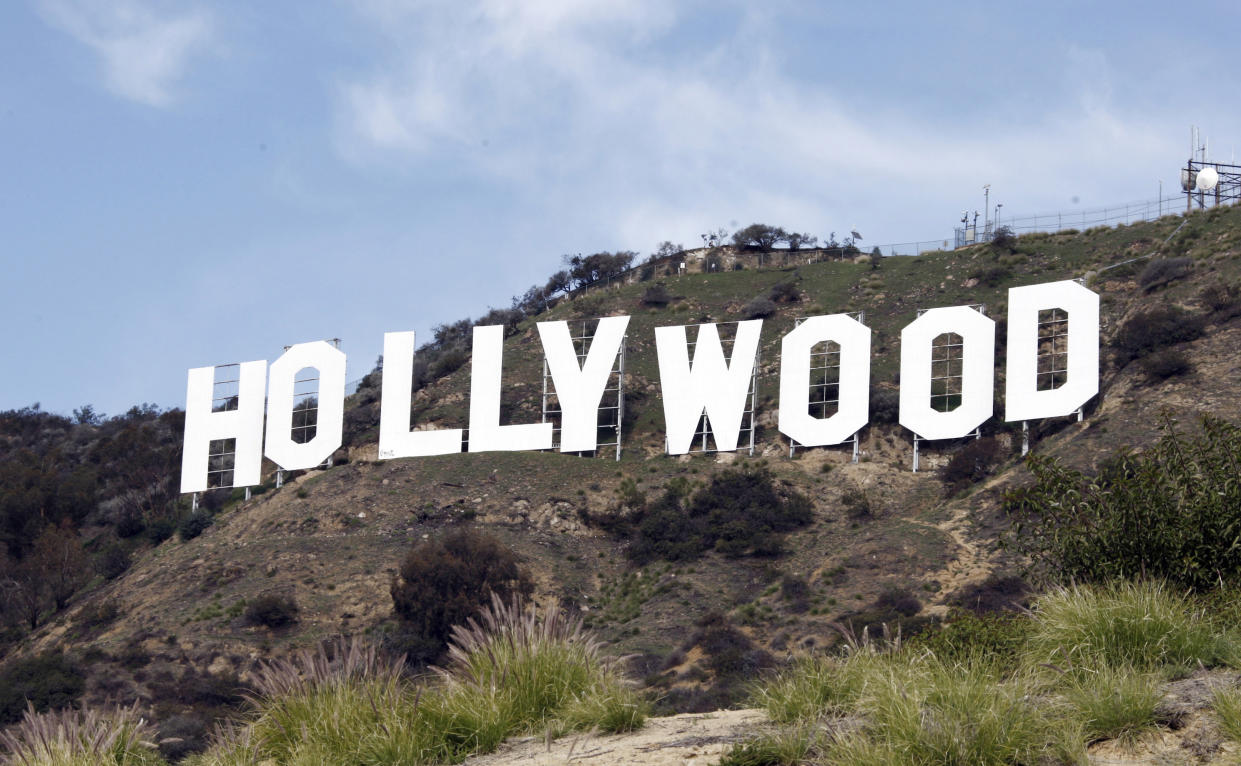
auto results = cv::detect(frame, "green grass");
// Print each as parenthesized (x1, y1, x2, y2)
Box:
(0, 703, 165, 766)
(187, 597, 645, 766)
(1024, 581, 1235, 674)
(717, 725, 819, 766)
(1062, 665, 1163, 745)
(821, 656, 1084, 766)
(1211, 686, 1241, 742)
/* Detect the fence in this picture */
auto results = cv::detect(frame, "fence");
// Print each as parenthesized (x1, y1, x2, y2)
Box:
(955, 194, 1195, 248)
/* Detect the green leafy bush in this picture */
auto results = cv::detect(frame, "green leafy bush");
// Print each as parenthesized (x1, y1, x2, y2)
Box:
(743, 297, 777, 319)
(1003, 415, 1241, 590)
(0, 653, 85, 724)
(178, 512, 212, 542)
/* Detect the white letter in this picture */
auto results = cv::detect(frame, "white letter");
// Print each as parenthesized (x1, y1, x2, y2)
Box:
(378, 331, 463, 458)
(656, 320, 762, 455)
(899, 306, 994, 440)
(265, 341, 346, 470)
(180, 360, 267, 493)
(1005, 280, 1099, 421)
(778, 314, 870, 446)
(538, 316, 630, 452)
(468, 325, 553, 452)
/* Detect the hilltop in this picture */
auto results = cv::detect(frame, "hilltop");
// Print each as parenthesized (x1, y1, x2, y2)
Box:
(5, 204, 1241, 759)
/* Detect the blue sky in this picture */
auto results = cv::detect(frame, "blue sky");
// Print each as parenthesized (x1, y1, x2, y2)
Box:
(3, 0, 1239, 416)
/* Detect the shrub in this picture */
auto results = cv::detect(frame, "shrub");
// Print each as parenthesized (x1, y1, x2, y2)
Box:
(940, 436, 1004, 495)
(1138, 256, 1193, 291)
(875, 587, 921, 617)
(97, 541, 132, 580)
(641, 285, 672, 306)
(145, 517, 177, 544)
(991, 225, 1017, 252)
(753, 652, 878, 722)
(178, 512, 212, 542)
(1003, 415, 1241, 591)
(869, 388, 900, 424)
(0, 703, 163, 766)
(968, 265, 1010, 288)
(1111, 306, 1204, 367)
(244, 593, 299, 628)
(628, 467, 813, 563)
(1201, 282, 1241, 317)
(841, 488, 872, 520)
(906, 610, 1030, 672)
(768, 282, 800, 303)
(742, 297, 777, 319)
(1137, 347, 1191, 380)
(0, 653, 85, 724)
(390, 529, 533, 663)
(719, 726, 818, 766)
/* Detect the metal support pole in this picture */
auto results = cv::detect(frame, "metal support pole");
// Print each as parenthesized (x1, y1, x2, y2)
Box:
(912, 434, 920, 473)
(747, 345, 760, 457)
(192, 492, 199, 512)
(1022, 421, 1029, 457)
(851, 432, 860, 464)
(276, 470, 283, 489)
(245, 487, 251, 501)
(616, 341, 626, 461)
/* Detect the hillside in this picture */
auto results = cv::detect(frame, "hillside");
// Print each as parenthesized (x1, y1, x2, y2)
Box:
(6, 203, 1241, 759)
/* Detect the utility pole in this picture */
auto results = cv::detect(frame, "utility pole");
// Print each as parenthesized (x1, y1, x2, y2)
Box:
(983, 184, 991, 238)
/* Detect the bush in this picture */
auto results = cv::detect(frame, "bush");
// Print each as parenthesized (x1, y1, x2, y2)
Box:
(949, 574, 1029, 614)
(991, 225, 1017, 252)
(1111, 306, 1205, 367)
(1137, 347, 1191, 381)
(178, 512, 212, 542)
(244, 593, 299, 628)
(1003, 415, 1241, 591)
(742, 297, 777, 319)
(968, 264, 1010, 288)
(940, 436, 1005, 495)
(641, 285, 672, 306)
(97, 541, 132, 580)
(145, 517, 176, 544)
(0, 653, 85, 724)
(1138, 257, 1193, 291)
(626, 467, 813, 563)
(768, 282, 800, 303)
(869, 388, 900, 424)
(906, 610, 1030, 672)
(1200, 282, 1241, 317)
(390, 529, 533, 664)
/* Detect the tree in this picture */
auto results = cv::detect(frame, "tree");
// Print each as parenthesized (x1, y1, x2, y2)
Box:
(32, 523, 88, 611)
(786, 232, 818, 251)
(731, 224, 789, 251)
(1, 554, 48, 630)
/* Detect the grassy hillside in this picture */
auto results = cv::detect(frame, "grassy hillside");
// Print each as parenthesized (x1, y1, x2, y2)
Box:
(6, 202, 1241, 760)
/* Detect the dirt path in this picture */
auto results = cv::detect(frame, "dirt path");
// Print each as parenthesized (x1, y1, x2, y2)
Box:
(462, 709, 768, 766)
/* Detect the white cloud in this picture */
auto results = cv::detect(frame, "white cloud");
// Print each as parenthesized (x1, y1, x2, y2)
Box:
(39, 0, 215, 107)
(332, 3, 1193, 249)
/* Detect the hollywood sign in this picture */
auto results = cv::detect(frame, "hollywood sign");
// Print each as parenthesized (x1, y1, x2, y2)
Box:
(180, 279, 1097, 493)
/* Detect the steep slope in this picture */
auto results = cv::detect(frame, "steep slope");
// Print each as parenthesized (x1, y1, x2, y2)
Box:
(10, 202, 1241, 751)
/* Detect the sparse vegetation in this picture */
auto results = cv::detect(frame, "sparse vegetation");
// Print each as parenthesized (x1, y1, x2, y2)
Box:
(390, 529, 534, 663)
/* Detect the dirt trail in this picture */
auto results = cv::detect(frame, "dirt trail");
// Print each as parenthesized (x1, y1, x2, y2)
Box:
(461, 709, 768, 766)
